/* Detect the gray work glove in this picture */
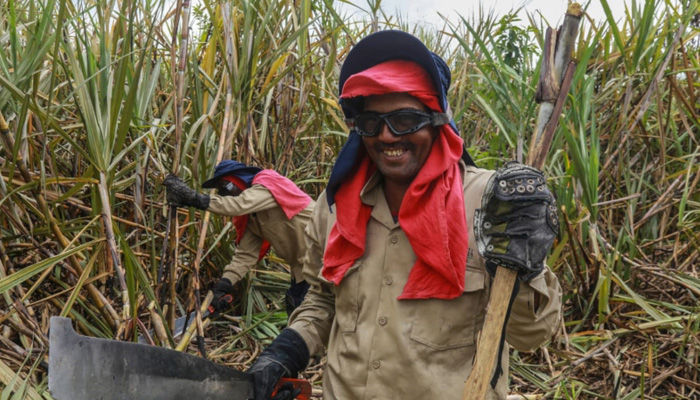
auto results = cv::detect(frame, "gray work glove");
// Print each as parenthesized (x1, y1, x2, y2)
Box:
(474, 161, 559, 281)
(246, 329, 309, 400)
(163, 175, 210, 209)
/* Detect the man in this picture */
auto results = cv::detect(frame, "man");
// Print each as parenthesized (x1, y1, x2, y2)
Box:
(163, 160, 314, 315)
(245, 30, 562, 400)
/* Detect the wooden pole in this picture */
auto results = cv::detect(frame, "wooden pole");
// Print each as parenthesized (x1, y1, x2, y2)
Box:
(462, 5, 582, 399)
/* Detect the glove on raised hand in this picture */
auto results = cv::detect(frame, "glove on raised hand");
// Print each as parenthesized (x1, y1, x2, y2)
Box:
(163, 175, 210, 209)
(209, 278, 234, 315)
(474, 161, 559, 281)
(246, 329, 309, 400)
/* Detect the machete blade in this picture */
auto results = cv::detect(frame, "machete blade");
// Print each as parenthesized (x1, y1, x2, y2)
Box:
(49, 316, 253, 400)
(138, 310, 206, 344)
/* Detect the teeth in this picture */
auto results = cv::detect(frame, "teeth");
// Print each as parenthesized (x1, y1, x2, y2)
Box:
(383, 149, 404, 157)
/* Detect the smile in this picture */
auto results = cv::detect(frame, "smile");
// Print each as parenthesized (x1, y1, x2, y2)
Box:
(383, 149, 405, 157)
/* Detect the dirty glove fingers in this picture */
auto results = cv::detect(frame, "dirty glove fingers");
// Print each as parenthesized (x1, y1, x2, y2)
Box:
(210, 278, 234, 314)
(271, 382, 302, 400)
(162, 174, 210, 209)
(485, 201, 547, 222)
(246, 329, 309, 400)
(246, 358, 303, 400)
(248, 358, 287, 400)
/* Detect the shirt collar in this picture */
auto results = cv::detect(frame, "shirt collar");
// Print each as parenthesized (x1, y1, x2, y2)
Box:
(359, 172, 397, 229)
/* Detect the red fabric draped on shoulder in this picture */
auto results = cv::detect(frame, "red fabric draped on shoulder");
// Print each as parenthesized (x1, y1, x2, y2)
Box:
(252, 170, 312, 219)
(231, 170, 311, 261)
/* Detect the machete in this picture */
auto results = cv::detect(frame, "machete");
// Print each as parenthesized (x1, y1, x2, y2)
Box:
(138, 294, 233, 344)
(49, 317, 311, 400)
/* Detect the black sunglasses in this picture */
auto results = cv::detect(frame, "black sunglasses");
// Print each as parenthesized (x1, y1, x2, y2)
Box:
(217, 181, 239, 196)
(345, 108, 450, 137)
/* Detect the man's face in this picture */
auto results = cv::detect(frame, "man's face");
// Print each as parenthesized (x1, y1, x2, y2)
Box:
(217, 179, 243, 197)
(361, 93, 438, 187)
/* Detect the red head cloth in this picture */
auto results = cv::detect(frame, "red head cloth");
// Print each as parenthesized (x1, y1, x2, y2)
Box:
(323, 59, 468, 300)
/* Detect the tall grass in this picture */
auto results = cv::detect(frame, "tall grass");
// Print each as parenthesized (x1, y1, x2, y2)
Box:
(0, 0, 698, 398)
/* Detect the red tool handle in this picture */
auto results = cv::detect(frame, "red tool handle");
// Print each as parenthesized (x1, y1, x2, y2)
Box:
(272, 378, 312, 400)
(207, 294, 233, 314)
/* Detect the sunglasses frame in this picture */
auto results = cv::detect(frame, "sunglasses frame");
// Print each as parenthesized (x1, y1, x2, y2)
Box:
(345, 108, 451, 137)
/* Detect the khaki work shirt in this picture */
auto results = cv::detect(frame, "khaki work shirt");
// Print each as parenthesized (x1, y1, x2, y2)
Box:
(288, 164, 562, 400)
(207, 184, 314, 284)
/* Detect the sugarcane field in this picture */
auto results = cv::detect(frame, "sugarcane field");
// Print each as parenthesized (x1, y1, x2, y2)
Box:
(1, 0, 699, 399)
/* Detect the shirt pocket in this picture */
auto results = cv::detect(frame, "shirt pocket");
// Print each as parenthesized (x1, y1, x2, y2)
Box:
(409, 267, 486, 350)
(334, 261, 362, 333)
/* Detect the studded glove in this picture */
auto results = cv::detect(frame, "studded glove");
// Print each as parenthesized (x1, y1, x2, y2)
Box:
(163, 175, 210, 209)
(474, 161, 559, 281)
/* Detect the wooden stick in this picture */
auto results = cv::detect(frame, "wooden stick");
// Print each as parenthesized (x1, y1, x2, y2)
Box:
(462, 5, 582, 399)
(529, 62, 577, 169)
(462, 267, 518, 398)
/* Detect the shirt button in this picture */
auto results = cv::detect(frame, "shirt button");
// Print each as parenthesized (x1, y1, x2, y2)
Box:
(378, 317, 387, 326)
(385, 277, 393, 285)
(390, 236, 398, 244)
(372, 361, 381, 369)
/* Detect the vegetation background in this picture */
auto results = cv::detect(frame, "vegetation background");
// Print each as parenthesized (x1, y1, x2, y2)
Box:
(0, 0, 698, 398)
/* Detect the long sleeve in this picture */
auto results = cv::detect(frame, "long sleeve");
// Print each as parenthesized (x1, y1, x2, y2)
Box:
(505, 267, 562, 351)
(221, 229, 264, 284)
(287, 193, 336, 357)
(207, 184, 278, 216)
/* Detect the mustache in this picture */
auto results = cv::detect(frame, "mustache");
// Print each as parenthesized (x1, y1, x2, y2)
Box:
(373, 143, 414, 152)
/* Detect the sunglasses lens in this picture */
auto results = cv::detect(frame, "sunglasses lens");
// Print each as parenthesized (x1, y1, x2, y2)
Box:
(352, 110, 435, 137)
(217, 182, 235, 196)
(386, 112, 429, 134)
(355, 114, 382, 136)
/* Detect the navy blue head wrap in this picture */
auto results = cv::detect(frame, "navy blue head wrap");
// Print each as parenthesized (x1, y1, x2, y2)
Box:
(202, 160, 263, 188)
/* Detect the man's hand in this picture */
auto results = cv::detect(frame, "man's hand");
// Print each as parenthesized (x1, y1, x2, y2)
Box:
(246, 329, 309, 400)
(247, 358, 301, 400)
(474, 161, 559, 281)
(209, 278, 234, 315)
(163, 175, 210, 210)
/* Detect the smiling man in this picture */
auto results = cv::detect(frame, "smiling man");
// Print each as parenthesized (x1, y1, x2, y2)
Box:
(244, 30, 563, 400)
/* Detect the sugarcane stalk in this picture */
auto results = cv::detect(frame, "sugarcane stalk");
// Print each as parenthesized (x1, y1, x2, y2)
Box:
(0, 240, 36, 351)
(160, 0, 190, 333)
(531, 4, 582, 154)
(176, 291, 213, 352)
(97, 171, 130, 330)
(0, 230, 26, 305)
(148, 301, 171, 349)
(463, 5, 582, 399)
(0, 111, 119, 330)
(161, 0, 209, 355)
(182, 2, 236, 358)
